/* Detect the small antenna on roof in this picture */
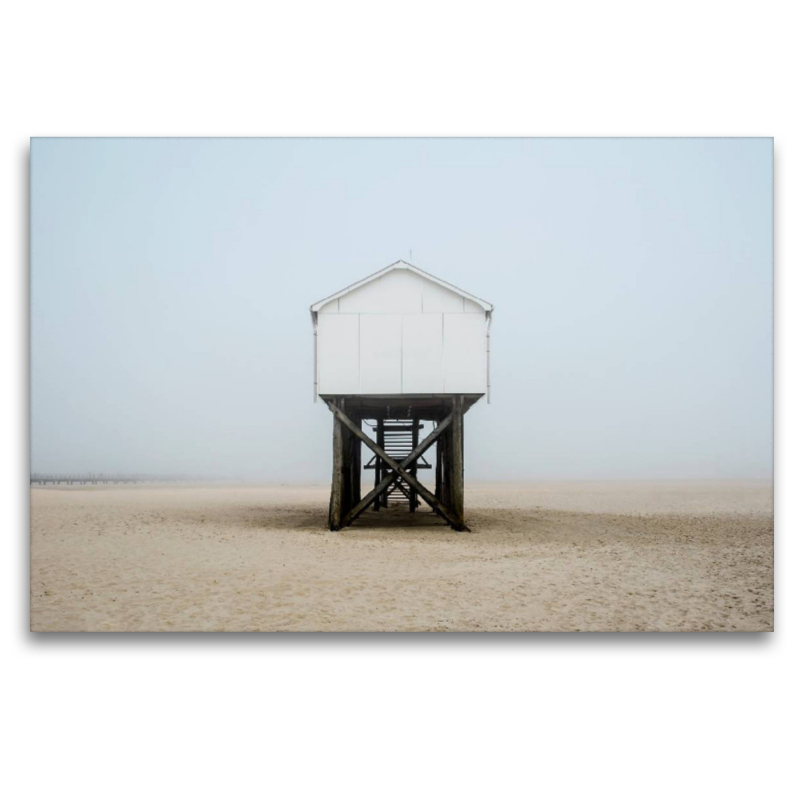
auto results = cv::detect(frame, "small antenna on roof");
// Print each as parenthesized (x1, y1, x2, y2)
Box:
(409, 249, 412, 262)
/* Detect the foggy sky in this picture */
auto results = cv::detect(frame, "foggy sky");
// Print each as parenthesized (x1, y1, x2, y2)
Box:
(30, 138, 773, 481)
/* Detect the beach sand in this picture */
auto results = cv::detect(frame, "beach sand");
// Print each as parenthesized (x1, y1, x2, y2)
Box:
(30, 481, 773, 632)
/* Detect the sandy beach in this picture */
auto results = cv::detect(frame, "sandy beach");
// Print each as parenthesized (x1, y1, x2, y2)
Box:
(30, 481, 773, 632)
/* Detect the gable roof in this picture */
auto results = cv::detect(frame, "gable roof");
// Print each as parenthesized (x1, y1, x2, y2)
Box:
(310, 260, 493, 315)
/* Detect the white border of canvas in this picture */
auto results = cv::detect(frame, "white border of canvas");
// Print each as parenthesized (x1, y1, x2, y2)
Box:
(2, 3, 793, 800)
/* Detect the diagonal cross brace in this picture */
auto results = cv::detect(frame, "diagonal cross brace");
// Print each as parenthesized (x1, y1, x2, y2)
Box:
(326, 403, 466, 530)
(338, 408, 455, 528)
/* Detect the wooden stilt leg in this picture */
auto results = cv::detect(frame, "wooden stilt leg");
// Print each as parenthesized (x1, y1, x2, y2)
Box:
(435, 433, 443, 501)
(378, 417, 388, 508)
(410, 414, 419, 512)
(451, 395, 465, 527)
(374, 417, 384, 511)
(328, 398, 345, 531)
(351, 415, 361, 511)
(344, 400, 355, 518)
(441, 420, 452, 511)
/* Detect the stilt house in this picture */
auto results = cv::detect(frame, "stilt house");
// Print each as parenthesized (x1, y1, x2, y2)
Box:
(310, 260, 493, 530)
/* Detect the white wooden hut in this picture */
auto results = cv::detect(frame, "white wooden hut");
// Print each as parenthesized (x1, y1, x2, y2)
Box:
(310, 260, 493, 531)
(311, 260, 493, 398)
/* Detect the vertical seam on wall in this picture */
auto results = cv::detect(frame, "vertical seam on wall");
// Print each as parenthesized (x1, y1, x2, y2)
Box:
(400, 315, 404, 393)
(441, 313, 445, 393)
(358, 314, 361, 393)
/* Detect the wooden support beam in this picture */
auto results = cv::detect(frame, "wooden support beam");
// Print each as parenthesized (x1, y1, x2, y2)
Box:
(374, 417, 384, 511)
(440, 419, 451, 510)
(328, 398, 345, 530)
(435, 430, 443, 500)
(327, 402, 467, 531)
(364, 462, 431, 470)
(410, 414, 419, 512)
(340, 412, 454, 528)
(450, 395, 465, 528)
(342, 400, 356, 519)
(349, 413, 361, 512)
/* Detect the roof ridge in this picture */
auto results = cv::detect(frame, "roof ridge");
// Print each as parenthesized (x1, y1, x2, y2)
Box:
(310, 260, 493, 314)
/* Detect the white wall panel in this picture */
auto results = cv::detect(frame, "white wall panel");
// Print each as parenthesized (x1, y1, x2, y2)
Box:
(463, 298, 484, 313)
(359, 314, 402, 394)
(317, 314, 360, 394)
(443, 313, 487, 393)
(402, 313, 444, 393)
(339, 269, 423, 314)
(315, 266, 489, 397)
(421, 280, 465, 313)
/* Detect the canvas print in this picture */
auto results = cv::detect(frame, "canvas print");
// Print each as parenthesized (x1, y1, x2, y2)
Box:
(30, 137, 773, 632)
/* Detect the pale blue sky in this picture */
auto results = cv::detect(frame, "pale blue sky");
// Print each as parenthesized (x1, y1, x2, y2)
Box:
(30, 138, 772, 480)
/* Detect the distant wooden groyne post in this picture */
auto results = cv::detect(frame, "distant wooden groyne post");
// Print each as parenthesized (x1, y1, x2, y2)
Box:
(29, 474, 197, 486)
(310, 260, 493, 531)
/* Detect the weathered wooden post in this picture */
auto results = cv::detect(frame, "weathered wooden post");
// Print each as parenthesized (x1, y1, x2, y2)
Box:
(375, 417, 385, 509)
(435, 433, 443, 501)
(451, 395, 465, 528)
(409, 414, 419, 512)
(328, 398, 345, 531)
(349, 412, 361, 514)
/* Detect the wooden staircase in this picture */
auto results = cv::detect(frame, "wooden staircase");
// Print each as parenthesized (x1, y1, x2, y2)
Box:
(364, 418, 431, 510)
